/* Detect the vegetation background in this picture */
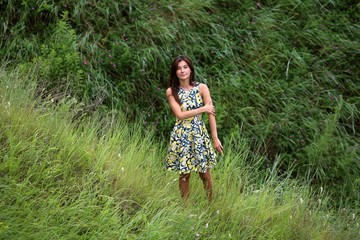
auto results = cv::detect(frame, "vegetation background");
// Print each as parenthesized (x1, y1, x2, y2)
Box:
(1, 0, 359, 239)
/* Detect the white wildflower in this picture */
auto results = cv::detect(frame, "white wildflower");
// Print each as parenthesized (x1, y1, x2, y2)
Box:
(229, 233, 232, 238)
(205, 222, 209, 229)
(300, 197, 304, 204)
(195, 233, 200, 237)
(121, 167, 125, 172)
(352, 213, 355, 220)
(320, 187, 323, 194)
(216, 210, 220, 215)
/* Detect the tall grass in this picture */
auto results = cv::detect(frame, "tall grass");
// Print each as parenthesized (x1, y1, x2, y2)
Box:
(1, 0, 359, 211)
(1, 67, 359, 239)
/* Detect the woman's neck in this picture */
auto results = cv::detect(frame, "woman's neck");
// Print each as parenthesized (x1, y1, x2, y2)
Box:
(179, 80, 192, 89)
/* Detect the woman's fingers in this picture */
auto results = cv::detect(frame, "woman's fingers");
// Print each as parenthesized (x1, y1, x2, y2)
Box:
(219, 142, 223, 154)
(217, 146, 223, 155)
(214, 139, 223, 154)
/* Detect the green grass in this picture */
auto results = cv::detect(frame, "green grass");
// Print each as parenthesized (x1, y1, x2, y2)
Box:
(0, 0, 359, 238)
(1, 66, 359, 239)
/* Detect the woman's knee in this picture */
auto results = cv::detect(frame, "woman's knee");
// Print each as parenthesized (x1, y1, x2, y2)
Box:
(199, 171, 212, 182)
(179, 173, 190, 182)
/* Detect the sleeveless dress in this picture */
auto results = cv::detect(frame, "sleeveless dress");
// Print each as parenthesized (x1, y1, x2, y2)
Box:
(165, 82, 217, 174)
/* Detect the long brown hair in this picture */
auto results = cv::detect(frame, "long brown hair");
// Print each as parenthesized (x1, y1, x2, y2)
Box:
(169, 55, 195, 104)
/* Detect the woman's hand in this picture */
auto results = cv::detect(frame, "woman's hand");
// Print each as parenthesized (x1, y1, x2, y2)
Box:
(202, 101, 215, 116)
(213, 138, 223, 155)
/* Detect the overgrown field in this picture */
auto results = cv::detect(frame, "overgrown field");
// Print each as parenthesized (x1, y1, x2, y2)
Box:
(1, 66, 359, 239)
(0, 0, 359, 238)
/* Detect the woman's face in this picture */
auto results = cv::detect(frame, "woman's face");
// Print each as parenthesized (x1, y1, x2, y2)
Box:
(176, 60, 192, 82)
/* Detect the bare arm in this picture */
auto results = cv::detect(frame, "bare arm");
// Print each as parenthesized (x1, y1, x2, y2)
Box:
(166, 88, 215, 120)
(199, 83, 223, 155)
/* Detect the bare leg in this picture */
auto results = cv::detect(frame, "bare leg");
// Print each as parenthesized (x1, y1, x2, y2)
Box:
(199, 170, 213, 202)
(179, 173, 191, 200)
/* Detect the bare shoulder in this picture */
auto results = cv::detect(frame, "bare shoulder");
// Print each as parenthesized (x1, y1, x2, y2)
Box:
(199, 83, 210, 94)
(166, 87, 172, 97)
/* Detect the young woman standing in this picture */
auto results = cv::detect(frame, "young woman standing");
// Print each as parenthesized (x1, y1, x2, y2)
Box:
(165, 55, 223, 202)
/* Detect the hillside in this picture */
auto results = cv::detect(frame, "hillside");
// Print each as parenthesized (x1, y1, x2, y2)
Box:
(0, 0, 359, 238)
(1, 65, 359, 240)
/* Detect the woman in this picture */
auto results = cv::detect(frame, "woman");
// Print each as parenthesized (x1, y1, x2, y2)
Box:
(165, 55, 223, 202)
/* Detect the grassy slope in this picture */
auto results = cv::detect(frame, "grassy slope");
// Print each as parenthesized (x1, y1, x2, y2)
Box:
(0, 1, 359, 239)
(1, 68, 359, 239)
(1, 1, 359, 205)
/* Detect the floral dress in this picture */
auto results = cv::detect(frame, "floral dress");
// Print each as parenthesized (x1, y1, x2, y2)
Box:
(165, 82, 216, 174)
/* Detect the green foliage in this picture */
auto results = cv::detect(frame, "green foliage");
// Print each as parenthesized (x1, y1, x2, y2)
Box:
(1, 67, 359, 239)
(0, 0, 359, 207)
(31, 12, 85, 97)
